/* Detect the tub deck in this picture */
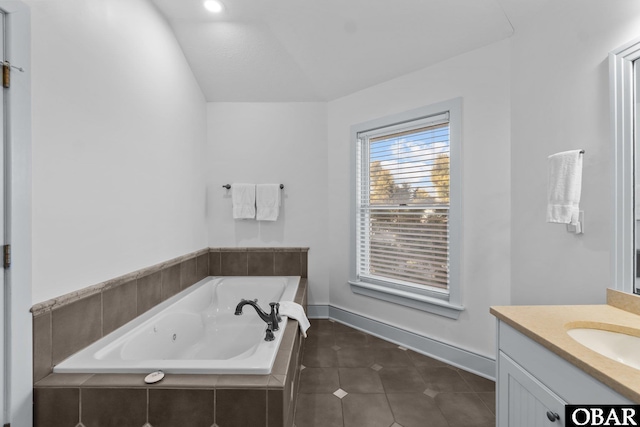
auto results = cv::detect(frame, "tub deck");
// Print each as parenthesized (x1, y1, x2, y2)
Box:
(34, 278, 308, 427)
(53, 276, 300, 374)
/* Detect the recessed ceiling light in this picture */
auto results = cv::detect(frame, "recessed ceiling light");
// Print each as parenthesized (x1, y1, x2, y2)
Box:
(204, 0, 223, 13)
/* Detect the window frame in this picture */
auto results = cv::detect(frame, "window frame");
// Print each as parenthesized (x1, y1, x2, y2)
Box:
(349, 98, 464, 319)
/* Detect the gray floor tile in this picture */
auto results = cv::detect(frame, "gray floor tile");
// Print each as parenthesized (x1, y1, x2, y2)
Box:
(295, 393, 343, 427)
(406, 351, 448, 368)
(418, 366, 473, 393)
(336, 347, 375, 368)
(378, 367, 426, 393)
(387, 393, 449, 427)
(303, 345, 340, 367)
(305, 332, 336, 348)
(477, 392, 496, 414)
(335, 331, 369, 348)
(332, 322, 357, 334)
(372, 348, 414, 367)
(367, 335, 399, 349)
(342, 394, 394, 427)
(309, 319, 336, 335)
(295, 325, 495, 427)
(458, 370, 496, 392)
(435, 392, 495, 427)
(338, 368, 384, 393)
(299, 367, 340, 393)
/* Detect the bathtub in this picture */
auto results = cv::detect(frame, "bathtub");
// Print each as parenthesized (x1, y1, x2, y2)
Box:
(53, 276, 300, 375)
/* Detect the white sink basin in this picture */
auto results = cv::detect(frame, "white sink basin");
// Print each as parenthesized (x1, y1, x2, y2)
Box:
(567, 328, 640, 370)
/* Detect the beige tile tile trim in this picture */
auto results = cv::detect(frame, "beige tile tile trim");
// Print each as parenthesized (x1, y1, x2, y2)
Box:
(30, 249, 208, 316)
(211, 247, 309, 252)
(31, 247, 309, 316)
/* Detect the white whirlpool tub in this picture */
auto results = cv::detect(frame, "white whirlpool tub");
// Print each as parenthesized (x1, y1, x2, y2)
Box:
(54, 276, 300, 375)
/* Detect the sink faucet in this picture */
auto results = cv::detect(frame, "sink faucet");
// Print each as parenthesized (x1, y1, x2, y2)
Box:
(234, 299, 281, 340)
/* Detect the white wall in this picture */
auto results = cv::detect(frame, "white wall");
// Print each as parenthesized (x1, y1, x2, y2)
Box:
(28, 0, 208, 304)
(510, 0, 640, 305)
(206, 103, 330, 304)
(327, 40, 512, 358)
(27, 0, 640, 361)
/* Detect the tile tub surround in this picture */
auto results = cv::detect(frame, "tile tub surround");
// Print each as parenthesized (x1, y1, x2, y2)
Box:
(209, 247, 309, 278)
(32, 247, 309, 383)
(34, 279, 308, 427)
(32, 250, 210, 383)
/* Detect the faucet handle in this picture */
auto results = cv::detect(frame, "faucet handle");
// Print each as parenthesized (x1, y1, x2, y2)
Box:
(268, 302, 280, 331)
(265, 323, 275, 341)
(269, 302, 281, 321)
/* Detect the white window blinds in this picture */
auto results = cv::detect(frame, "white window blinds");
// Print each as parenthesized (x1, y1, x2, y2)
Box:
(356, 112, 450, 292)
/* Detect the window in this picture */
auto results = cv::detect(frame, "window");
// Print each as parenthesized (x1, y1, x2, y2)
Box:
(350, 99, 463, 319)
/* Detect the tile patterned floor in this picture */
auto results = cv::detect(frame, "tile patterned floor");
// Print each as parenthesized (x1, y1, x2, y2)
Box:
(294, 319, 496, 427)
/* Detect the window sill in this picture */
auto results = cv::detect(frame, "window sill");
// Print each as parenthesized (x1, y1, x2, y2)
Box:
(348, 280, 464, 319)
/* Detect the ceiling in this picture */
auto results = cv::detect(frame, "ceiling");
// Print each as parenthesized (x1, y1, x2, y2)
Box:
(150, 0, 536, 102)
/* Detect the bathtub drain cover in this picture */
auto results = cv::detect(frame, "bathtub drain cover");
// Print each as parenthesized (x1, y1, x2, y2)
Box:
(144, 370, 165, 384)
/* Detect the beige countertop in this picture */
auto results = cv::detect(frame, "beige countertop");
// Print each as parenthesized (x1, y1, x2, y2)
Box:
(491, 289, 640, 403)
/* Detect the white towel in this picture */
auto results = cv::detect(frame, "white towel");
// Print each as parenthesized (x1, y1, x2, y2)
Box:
(547, 150, 583, 224)
(278, 301, 310, 338)
(256, 184, 281, 221)
(232, 183, 256, 219)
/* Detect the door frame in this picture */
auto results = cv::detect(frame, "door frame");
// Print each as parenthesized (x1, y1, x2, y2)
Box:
(0, 1, 31, 426)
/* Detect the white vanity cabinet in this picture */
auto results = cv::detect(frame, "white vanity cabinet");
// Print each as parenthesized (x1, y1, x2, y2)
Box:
(499, 352, 566, 426)
(496, 320, 632, 427)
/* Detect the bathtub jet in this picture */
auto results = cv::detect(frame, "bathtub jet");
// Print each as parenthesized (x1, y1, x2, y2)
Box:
(234, 299, 281, 341)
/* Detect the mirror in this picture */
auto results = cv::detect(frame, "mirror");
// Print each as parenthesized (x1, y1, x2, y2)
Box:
(636, 61, 640, 293)
(611, 38, 640, 294)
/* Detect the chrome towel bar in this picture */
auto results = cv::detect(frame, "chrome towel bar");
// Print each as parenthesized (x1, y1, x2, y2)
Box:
(222, 184, 284, 189)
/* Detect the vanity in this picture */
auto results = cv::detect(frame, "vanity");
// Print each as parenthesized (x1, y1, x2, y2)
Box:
(491, 289, 640, 427)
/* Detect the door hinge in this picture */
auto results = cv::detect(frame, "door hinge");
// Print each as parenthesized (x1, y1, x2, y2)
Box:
(3, 244, 10, 269)
(2, 62, 9, 89)
(1, 61, 25, 89)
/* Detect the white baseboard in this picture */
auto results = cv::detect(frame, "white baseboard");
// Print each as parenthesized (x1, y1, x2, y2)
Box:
(307, 304, 330, 318)
(306, 304, 495, 380)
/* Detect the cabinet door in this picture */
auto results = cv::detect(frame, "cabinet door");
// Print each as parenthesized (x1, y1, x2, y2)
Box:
(499, 352, 566, 427)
